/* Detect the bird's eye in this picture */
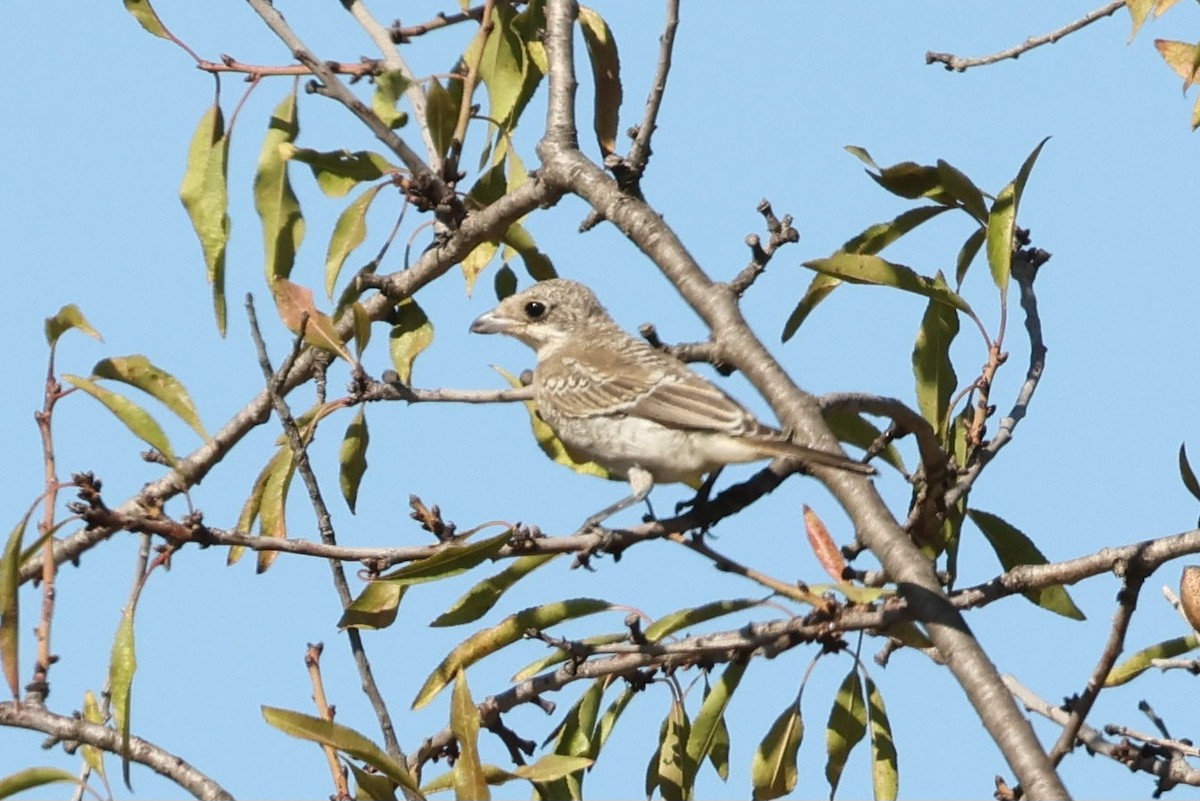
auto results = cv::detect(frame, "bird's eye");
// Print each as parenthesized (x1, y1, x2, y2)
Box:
(524, 301, 547, 320)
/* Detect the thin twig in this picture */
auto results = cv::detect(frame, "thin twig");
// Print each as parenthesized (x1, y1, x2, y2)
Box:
(197, 56, 379, 79)
(925, 1, 1126, 72)
(727, 200, 800, 296)
(306, 643, 351, 800)
(623, 0, 679, 176)
(244, 296, 405, 763)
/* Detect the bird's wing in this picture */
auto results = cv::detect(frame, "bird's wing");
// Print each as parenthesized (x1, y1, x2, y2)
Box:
(540, 339, 761, 434)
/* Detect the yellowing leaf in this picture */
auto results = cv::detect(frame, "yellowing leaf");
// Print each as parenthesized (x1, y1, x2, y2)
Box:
(1105, 633, 1200, 686)
(986, 137, 1048, 295)
(782, 273, 842, 342)
(81, 690, 108, 781)
(804, 253, 973, 314)
(452, 671, 489, 801)
(425, 77, 461, 161)
(93, 355, 208, 440)
(63, 375, 175, 463)
(44, 303, 102, 348)
(179, 103, 231, 334)
(413, 598, 613, 709)
(255, 89, 305, 283)
(825, 669, 866, 798)
(389, 298, 434, 384)
(578, 6, 622, 156)
(643, 598, 761, 643)
(866, 677, 899, 801)
(0, 515, 28, 699)
(751, 701, 803, 801)
(109, 602, 138, 786)
(339, 581, 406, 631)
(375, 529, 512, 587)
(470, 4, 527, 128)
(122, 0, 169, 39)
(339, 407, 369, 513)
(372, 70, 411, 129)
(431, 555, 558, 628)
(256, 446, 297, 574)
(282, 146, 395, 198)
(0, 767, 84, 797)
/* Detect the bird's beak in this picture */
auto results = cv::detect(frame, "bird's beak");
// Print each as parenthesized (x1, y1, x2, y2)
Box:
(469, 310, 512, 335)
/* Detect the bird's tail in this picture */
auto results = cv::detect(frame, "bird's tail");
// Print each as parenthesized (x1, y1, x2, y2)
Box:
(749, 437, 876, 475)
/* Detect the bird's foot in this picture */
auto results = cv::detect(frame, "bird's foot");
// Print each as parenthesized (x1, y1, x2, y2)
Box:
(570, 523, 621, 570)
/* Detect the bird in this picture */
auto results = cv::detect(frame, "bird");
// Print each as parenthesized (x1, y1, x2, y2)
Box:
(469, 278, 874, 532)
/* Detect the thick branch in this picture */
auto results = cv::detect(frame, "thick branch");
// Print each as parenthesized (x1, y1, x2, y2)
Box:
(0, 701, 233, 801)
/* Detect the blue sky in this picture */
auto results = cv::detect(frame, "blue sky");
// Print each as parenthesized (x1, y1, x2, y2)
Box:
(3, 2, 1200, 799)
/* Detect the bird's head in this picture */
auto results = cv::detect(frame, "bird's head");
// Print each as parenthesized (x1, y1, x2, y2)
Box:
(470, 279, 617, 352)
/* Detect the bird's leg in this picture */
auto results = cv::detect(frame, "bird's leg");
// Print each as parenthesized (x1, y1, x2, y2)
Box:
(675, 467, 723, 516)
(576, 467, 655, 536)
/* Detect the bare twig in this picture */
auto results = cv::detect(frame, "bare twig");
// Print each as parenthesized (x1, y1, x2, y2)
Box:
(926, 1, 1126, 72)
(727, 200, 800, 296)
(197, 56, 379, 79)
(623, 0, 679, 178)
(306, 643, 351, 800)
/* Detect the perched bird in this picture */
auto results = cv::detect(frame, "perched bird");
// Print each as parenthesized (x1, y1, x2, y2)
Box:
(470, 279, 873, 531)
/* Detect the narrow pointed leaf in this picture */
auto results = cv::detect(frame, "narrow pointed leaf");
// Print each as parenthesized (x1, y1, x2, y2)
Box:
(935, 160, 988, 222)
(986, 138, 1048, 295)
(352, 303, 372, 358)
(432, 553, 559, 627)
(1179, 443, 1200, 502)
(803, 506, 847, 582)
(751, 701, 803, 801)
(511, 633, 626, 683)
(256, 446, 297, 574)
(452, 671, 489, 801)
(261, 706, 419, 793)
(686, 660, 747, 775)
(577, 5, 622, 156)
(179, 103, 231, 334)
(912, 291, 960, 436)
(413, 598, 613, 709)
(866, 677, 898, 801)
(804, 253, 973, 314)
(109, 602, 138, 788)
(347, 760, 399, 801)
(954, 226, 986, 288)
(339, 580, 406, 631)
(255, 90, 305, 283)
(782, 273, 842, 342)
(63, 375, 175, 463)
(820, 407, 905, 473)
(644, 597, 762, 643)
(470, 4, 527, 127)
(122, 0, 168, 39)
(461, 241, 500, 294)
(326, 184, 385, 298)
(841, 206, 951, 256)
(514, 755, 594, 783)
(968, 509, 1085, 620)
(339, 407, 369, 513)
(843, 145, 880, 171)
(93, 355, 208, 439)
(654, 699, 693, 801)
(502, 223, 557, 280)
(231, 445, 289, 567)
(45, 304, 102, 348)
(594, 684, 636, 755)
(376, 529, 512, 586)
(81, 690, 109, 781)
(425, 77, 459, 161)
(825, 669, 867, 798)
(0, 516, 27, 699)
(0, 767, 83, 797)
(1105, 633, 1200, 686)
(389, 298, 434, 384)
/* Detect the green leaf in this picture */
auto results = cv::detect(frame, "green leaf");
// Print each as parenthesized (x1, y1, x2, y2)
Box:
(493, 366, 612, 479)
(261, 706, 420, 794)
(986, 138, 1048, 296)
(911, 291, 960, 437)
(452, 671, 489, 801)
(461, 241, 500, 295)
(502, 223, 557, 281)
(954, 227, 986, 288)
(593, 684, 636, 756)
(804, 253, 973, 314)
(282, 146, 395, 198)
(339, 407, 369, 514)
(347, 760, 399, 801)
(0, 767, 84, 798)
(577, 5, 622, 156)
(389, 298, 434, 384)
(968, 509, 1086, 620)
(655, 699, 693, 801)
(179, 103, 231, 335)
(935, 160, 988, 223)
(866, 677, 898, 801)
(644, 598, 762, 643)
(470, 4, 528, 128)
(425, 77, 461, 161)
(93, 355, 209, 440)
(511, 633, 626, 683)
(843, 144, 880, 170)
(109, 601, 138, 788)
(81, 690, 108, 782)
(256, 446, 298, 574)
(352, 303, 373, 358)
(255, 89, 305, 283)
(535, 678, 605, 799)
(686, 660, 747, 779)
(44, 303, 102, 348)
(825, 669, 867, 798)
(494, 264, 518, 300)
(751, 700, 803, 801)
(122, 0, 169, 39)
(230, 445, 289, 567)
(63, 374, 175, 463)
(514, 755, 594, 783)
(1179, 443, 1200, 503)
(324, 185, 385, 299)
(432, 553, 559, 627)
(0, 514, 28, 699)
(372, 70, 411, 129)
(1105, 632, 1200, 686)
(339, 581, 406, 631)
(376, 529, 513, 587)
(413, 598, 613, 709)
(782, 273, 842, 342)
(841, 206, 951, 256)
